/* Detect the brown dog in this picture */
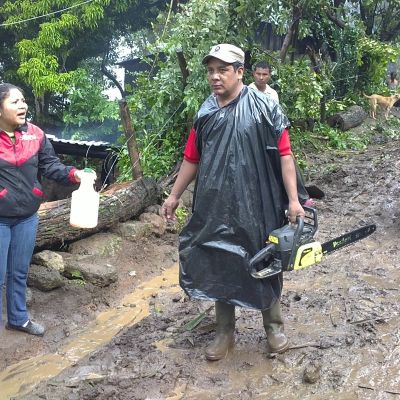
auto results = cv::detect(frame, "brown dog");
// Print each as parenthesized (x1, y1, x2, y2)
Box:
(364, 93, 400, 119)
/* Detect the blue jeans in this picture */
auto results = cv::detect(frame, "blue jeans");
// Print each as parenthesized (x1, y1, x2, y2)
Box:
(0, 214, 39, 326)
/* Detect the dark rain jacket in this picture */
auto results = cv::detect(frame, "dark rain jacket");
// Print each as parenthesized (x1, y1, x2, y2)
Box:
(179, 87, 290, 310)
(0, 122, 77, 218)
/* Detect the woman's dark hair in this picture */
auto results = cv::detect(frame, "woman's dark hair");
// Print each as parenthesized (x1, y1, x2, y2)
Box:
(0, 83, 23, 106)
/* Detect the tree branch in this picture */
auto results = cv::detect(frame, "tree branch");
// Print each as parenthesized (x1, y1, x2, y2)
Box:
(101, 51, 125, 98)
(176, 49, 189, 88)
(280, 5, 302, 63)
(325, 10, 346, 29)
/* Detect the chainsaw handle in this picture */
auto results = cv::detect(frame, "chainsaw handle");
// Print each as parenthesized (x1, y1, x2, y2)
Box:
(249, 243, 275, 267)
(303, 205, 318, 234)
(287, 216, 304, 270)
(248, 243, 280, 279)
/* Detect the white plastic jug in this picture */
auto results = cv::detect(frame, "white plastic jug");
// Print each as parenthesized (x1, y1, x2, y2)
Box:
(70, 168, 99, 228)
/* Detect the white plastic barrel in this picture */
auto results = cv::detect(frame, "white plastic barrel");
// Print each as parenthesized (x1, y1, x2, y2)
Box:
(69, 169, 99, 228)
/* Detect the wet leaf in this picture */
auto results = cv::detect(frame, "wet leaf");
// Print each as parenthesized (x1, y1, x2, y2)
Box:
(47, 379, 62, 386)
(154, 303, 163, 313)
(181, 306, 213, 332)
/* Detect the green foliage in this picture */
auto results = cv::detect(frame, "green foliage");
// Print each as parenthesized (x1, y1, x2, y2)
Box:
(115, 146, 132, 182)
(117, 0, 231, 179)
(175, 206, 189, 230)
(347, 0, 400, 42)
(329, 22, 365, 98)
(277, 59, 326, 120)
(325, 98, 351, 115)
(356, 37, 399, 95)
(138, 127, 183, 179)
(17, 53, 74, 96)
(69, 270, 86, 285)
(0, 0, 166, 117)
(315, 122, 368, 151)
(290, 122, 369, 160)
(62, 68, 120, 141)
(3, 0, 400, 181)
(4, 0, 111, 96)
(115, 0, 400, 179)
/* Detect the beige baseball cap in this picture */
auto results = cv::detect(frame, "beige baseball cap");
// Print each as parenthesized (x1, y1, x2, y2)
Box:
(202, 43, 245, 65)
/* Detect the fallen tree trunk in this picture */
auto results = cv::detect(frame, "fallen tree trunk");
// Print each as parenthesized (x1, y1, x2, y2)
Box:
(36, 177, 161, 250)
(327, 105, 367, 131)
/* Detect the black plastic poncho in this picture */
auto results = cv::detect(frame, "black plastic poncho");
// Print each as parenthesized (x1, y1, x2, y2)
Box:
(179, 86, 291, 310)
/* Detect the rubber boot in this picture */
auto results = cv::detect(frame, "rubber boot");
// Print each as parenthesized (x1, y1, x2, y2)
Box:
(261, 301, 289, 353)
(205, 302, 235, 361)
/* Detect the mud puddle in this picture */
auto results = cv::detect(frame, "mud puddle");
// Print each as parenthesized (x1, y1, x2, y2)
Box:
(0, 264, 179, 399)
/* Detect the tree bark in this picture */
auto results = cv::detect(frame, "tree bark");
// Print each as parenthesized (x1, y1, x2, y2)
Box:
(325, 10, 346, 29)
(176, 49, 189, 88)
(280, 5, 302, 63)
(119, 99, 143, 179)
(36, 177, 160, 250)
(175, 49, 193, 132)
(306, 45, 327, 123)
(101, 50, 142, 180)
(327, 105, 367, 131)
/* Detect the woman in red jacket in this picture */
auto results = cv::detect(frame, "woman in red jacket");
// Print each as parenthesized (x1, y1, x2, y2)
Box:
(0, 83, 87, 336)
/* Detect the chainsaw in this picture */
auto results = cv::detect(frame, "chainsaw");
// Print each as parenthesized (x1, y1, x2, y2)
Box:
(249, 207, 376, 279)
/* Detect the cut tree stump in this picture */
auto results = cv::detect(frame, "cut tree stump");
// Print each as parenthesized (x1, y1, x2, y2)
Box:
(36, 177, 161, 250)
(327, 105, 367, 131)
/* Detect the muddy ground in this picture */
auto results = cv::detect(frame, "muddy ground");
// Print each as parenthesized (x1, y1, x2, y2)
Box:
(1, 116, 400, 400)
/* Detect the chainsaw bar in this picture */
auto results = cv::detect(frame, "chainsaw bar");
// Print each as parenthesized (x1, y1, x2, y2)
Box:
(321, 224, 376, 255)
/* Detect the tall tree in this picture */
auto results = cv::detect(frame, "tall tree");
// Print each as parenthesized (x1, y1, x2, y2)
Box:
(0, 0, 172, 121)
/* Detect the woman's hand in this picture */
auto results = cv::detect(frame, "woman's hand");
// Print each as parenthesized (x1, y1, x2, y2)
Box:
(74, 169, 96, 183)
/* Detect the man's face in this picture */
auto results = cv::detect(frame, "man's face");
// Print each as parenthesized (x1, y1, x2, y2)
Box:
(253, 67, 271, 87)
(207, 58, 244, 100)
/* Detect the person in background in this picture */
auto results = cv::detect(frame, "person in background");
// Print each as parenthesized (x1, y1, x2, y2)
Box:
(387, 72, 399, 91)
(0, 82, 89, 336)
(248, 61, 279, 104)
(162, 44, 304, 361)
(249, 61, 313, 206)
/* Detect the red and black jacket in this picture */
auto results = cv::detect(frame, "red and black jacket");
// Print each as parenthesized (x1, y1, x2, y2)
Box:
(0, 122, 78, 218)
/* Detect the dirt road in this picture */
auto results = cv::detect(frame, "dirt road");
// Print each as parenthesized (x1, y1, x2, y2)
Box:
(1, 128, 400, 400)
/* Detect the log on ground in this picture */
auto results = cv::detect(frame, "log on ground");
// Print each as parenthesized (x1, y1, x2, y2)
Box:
(36, 177, 161, 250)
(327, 105, 367, 131)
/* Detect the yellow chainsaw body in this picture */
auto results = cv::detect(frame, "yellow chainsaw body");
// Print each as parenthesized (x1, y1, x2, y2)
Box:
(293, 242, 323, 270)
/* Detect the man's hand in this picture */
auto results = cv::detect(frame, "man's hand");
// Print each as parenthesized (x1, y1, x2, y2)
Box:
(161, 194, 180, 222)
(287, 200, 305, 224)
(160, 159, 198, 221)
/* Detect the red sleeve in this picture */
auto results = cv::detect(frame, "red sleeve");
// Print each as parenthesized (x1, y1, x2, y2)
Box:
(183, 127, 200, 163)
(184, 126, 290, 161)
(277, 128, 292, 156)
(68, 168, 79, 184)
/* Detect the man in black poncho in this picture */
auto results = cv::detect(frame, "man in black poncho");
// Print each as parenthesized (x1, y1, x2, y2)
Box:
(161, 43, 305, 361)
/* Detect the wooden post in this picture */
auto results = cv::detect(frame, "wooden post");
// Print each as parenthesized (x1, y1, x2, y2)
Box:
(306, 45, 327, 123)
(101, 52, 142, 180)
(119, 99, 143, 180)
